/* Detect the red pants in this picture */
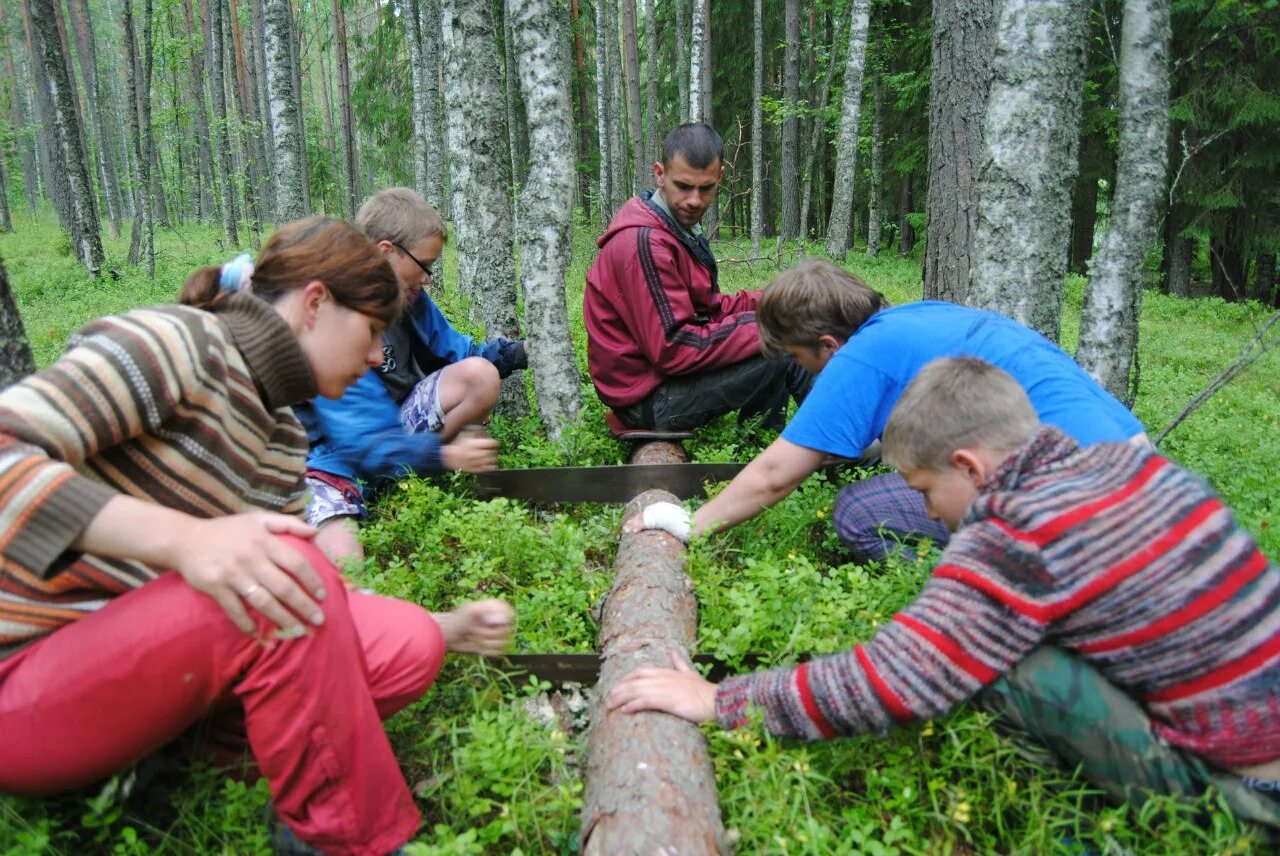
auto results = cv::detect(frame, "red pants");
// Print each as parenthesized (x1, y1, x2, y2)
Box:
(0, 535, 442, 856)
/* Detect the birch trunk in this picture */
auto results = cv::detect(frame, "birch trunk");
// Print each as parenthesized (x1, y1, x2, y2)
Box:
(0, 151, 10, 231)
(331, 0, 358, 218)
(0, 257, 35, 386)
(643, 0, 657, 172)
(406, 0, 431, 200)
(699, 0, 711, 125)
(67, 0, 122, 239)
(798, 6, 842, 242)
(28, 0, 102, 275)
(502, 5, 529, 197)
(780, 0, 800, 240)
(21, 0, 71, 232)
(1076, 0, 1169, 402)
(571, 0, 592, 221)
(969, 0, 1088, 341)
(605, 0, 626, 208)
(122, 0, 147, 264)
(923, 0, 997, 302)
(675, 0, 689, 123)
(208, 0, 239, 245)
(442, 0, 525, 418)
(866, 76, 883, 257)
(750, 0, 762, 256)
(622, 0, 644, 195)
(508, 0, 581, 441)
(688, 0, 705, 123)
(822, 0, 871, 259)
(262, 0, 306, 220)
(594, 0, 613, 222)
(249, 0, 277, 217)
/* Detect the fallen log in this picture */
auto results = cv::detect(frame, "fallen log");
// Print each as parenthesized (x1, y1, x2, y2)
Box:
(580, 441, 726, 855)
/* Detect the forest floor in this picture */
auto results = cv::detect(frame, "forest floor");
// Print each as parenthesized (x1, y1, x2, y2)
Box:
(1, 211, 1278, 854)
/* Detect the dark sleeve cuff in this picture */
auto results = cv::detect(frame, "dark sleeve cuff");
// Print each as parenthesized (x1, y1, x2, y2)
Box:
(3, 473, 119, 579)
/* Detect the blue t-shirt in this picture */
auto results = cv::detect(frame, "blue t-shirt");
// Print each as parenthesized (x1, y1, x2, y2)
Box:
(782, 301, 1146, 457)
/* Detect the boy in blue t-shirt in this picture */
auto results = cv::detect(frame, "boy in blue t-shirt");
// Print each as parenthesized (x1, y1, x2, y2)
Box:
(629, 257, 1148, 560)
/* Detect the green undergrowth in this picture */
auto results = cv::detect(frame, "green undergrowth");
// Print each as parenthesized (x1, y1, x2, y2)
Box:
(1, 217, 1277, 853)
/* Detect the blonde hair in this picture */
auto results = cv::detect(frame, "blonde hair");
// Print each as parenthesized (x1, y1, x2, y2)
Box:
(356, 187, 448, 248)
(882, 357, 1039, 472)
(756, 258, 888, 360)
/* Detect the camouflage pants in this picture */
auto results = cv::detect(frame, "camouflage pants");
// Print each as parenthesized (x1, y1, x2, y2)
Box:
(977, 646, 1280, 832)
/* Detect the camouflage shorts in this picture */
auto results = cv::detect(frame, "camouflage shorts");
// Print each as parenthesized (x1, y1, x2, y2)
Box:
(303, 471, 366, 528)
(977, 647, 1280, 833)
(399, 368, 446, 434)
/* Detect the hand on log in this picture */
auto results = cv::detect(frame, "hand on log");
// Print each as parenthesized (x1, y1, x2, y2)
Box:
(435, 599, 514, 656)
(606, 650, 716, 723)
(622, 501, 692, 541)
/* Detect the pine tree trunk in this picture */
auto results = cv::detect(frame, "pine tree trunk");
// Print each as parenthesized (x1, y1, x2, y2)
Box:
(227, 0, 263, 235)
(822, 0, 871, 258)
(779, 0, 800, 240)
(594, 0, 614, 222)
(1164, 221, 1193, 298)
(122, 0, 151, 271)
(675, 0, 689, 123)
(688, 0, 705, 123)
(866, 75, 883, 257)
(507, 0, 581, 441)
(643, 0, 657, 173)
(249, 0, 278, 218)
(406, 0, 431, 200)
(423, 0, 447, 215)
(331, 0, 358, 219)
(1076, 0, 1169, 403)
(605, 0, 626, 210)
(1068, 161, 1099, 275)
(1253, 253, 1275, 305)
(28, 0, 102, 275)
(571, 0, 593, 221)
(0, 149, 11, 231)
(208, 0, 240, 245)
(262, 0, 306, 220)
(441, 0, 525, 418)
(1211, 210, 1246, 302)
(622, 0, 644, 195)
(968, 0, 1089, 343)
(2, 19, 39, 213)
(67, 0, 122, 239)
(21, 0, 71, 232)
(0, 257, 35, 386)
(923, 0, 996, 302)
(798, 6, 841, 243)
(240, 0, 276, 221)
(180, 0, 212, 219)
(749, 0, 763, 257)
(897, 173, 914, 255)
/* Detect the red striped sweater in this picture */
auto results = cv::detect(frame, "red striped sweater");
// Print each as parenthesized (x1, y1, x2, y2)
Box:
(716, 427, 1280, 770)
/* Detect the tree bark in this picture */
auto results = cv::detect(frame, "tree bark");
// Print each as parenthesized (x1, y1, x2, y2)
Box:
(1211, 210, 1246, 303)
(749, 0, 762, 256)
(622, 0, 644, 195)
(594, 0, 614, 222)
(262, 0, 306, 220)
(606, 0, 627, 209)
(331, 0, 358, 219)
(688, 0, 705, 123)
(866, 75, 883, 257)
(823, 0, 871, 258)
(968, 0, 1089, 343)
(27, 0, 102, 275)
(699, 0, 711, 125)
(508, 0, 581, 441)
(441, 0, 525, 418)
(1077, 0, 1170, 403)
(0, 145, 11, 231)
(675, 0, 689, 123)
(1068, 162, 1099, 275)
(20, 0, 71, 231)
(580, 445, 725, 856)
(1253, 253, 1275, 306)
(923, 0, 997, 303)
(780, 0, 800, 240)
(249, 0, 278, 217)
(643, 0, 657, 173)
(571, 0, 592, 222)
(226, 0, 263, 235)
(208, 0, 240, 245)
(798, 6, 842, 243)
(1, 14, 40, 213)
(502, 4, 529, 197)
(406, 0, 431, 202)
(897, 172, 915, 255)
(67, 0, 122, 239)
(0, 257, 35, 386)
(182, 0, 214, 220)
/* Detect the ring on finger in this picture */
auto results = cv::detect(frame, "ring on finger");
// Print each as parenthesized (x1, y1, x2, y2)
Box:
(242, 583, 262, 600)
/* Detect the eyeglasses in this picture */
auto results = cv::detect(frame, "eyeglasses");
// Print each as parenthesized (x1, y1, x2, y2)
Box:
(392, 242, 435, 280)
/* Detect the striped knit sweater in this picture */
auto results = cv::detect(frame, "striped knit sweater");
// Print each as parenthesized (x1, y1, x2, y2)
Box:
(0, 292, 316, 657)
(716, 427, 1280, 770)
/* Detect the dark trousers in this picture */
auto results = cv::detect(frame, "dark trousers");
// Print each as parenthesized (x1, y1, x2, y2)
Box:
(617, 355, 813, 432)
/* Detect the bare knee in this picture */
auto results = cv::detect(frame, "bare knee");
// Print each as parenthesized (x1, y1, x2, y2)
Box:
(312, 517, 365, 572)
(448, 357, 500, 409)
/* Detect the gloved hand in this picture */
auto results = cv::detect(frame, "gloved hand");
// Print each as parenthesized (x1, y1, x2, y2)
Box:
(505, 339, 528, 373)
(640, 501, 692, 543)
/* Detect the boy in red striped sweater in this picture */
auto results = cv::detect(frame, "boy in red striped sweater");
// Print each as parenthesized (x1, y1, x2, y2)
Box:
(609, 357, 1280, 830)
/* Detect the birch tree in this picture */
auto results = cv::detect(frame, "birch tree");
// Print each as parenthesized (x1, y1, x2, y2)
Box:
(780, 0, 800, 240)
(442, 0, 525, 417)
(923, 0, 997, 302)
(866, 75, 883, 257)
(27, 0, 102, 275)
(208, 0, 239, 245)
(675, 0, 689, 123)
(605, 0, 626, 208)
(823, 0, 871, 258)
(688, 0, 705, 123)
(1076, 0, 1170, 401)
(643, 0, 657, 169)
(969, 0, 1089, 342)
(594, 0, 614, 221)
(750, 0, 762, 257)
(20, 0, 72, 234)
(330, 0, 358, 218)
(507, 0, 581, 440)
(262, 0, 306, 220)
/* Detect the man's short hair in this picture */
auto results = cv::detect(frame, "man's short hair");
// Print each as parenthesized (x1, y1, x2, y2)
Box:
(882, 357, 1040, 472)
(356, 187, 448, 248)
(755, 257, 889, 360)
(662, 123, 724, 169)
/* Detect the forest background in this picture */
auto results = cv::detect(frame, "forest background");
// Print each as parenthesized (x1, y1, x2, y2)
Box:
(1, 0, 1280, 852)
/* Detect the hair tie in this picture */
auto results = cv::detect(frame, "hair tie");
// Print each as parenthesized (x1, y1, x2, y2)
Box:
(219, 253, 254, 293)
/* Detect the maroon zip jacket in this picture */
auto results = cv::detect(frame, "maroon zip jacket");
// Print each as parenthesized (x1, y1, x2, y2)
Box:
(584, 195, 763, 409)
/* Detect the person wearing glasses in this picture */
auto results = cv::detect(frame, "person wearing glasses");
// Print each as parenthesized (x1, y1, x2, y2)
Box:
(295, 188, 527, 565)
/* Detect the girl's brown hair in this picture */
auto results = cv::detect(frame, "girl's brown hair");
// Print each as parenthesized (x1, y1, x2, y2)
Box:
(180, 217, 402, 323)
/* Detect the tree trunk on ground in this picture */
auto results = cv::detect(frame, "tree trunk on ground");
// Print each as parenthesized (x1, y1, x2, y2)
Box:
(262, 0, 306, 220)
(581, 445, 725, 854)
(750, 0, 762, 257)
(823, 0, 871, 258)
(643, 0, 657, 173)
(442, 0, 525, 418)
(28, 0, 102, 275)
(780, 0, 800, 241)
(866, 75, 883, 257)
(571, 0, 592, 222)
(798, 7, 842, 243)
(594, 0, 614, 223)
(208, 0, 239, 246)
(968, 0, 1089, 343)
(923, 0, 996, 302)
(675, 0, 689, 123)
(508, 0, 581, 441)
(623, 0, 644, 195)
(688, 0, 705, 123)
(1068, 165, 1099, 275)
(68, 0, 122, 239)
(331, 0, 358, 218)
(0, 257, 35, 386)
(1077, 0, 1170, 404)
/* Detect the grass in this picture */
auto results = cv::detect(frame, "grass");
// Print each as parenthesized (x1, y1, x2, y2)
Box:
(1, 211, 1277, 854)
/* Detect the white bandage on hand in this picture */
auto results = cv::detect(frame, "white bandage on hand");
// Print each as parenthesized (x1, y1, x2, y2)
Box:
(641, 501, 692, 543)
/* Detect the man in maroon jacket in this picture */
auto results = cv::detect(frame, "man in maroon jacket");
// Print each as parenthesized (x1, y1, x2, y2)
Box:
(585, 123, 811, 432)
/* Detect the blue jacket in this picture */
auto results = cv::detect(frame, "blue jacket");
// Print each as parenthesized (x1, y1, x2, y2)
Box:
(296, 291, 521, 487)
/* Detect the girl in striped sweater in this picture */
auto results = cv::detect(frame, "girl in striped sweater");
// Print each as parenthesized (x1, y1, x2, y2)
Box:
(610, 357, 1280, 832)
(0, 218, 512, 856)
